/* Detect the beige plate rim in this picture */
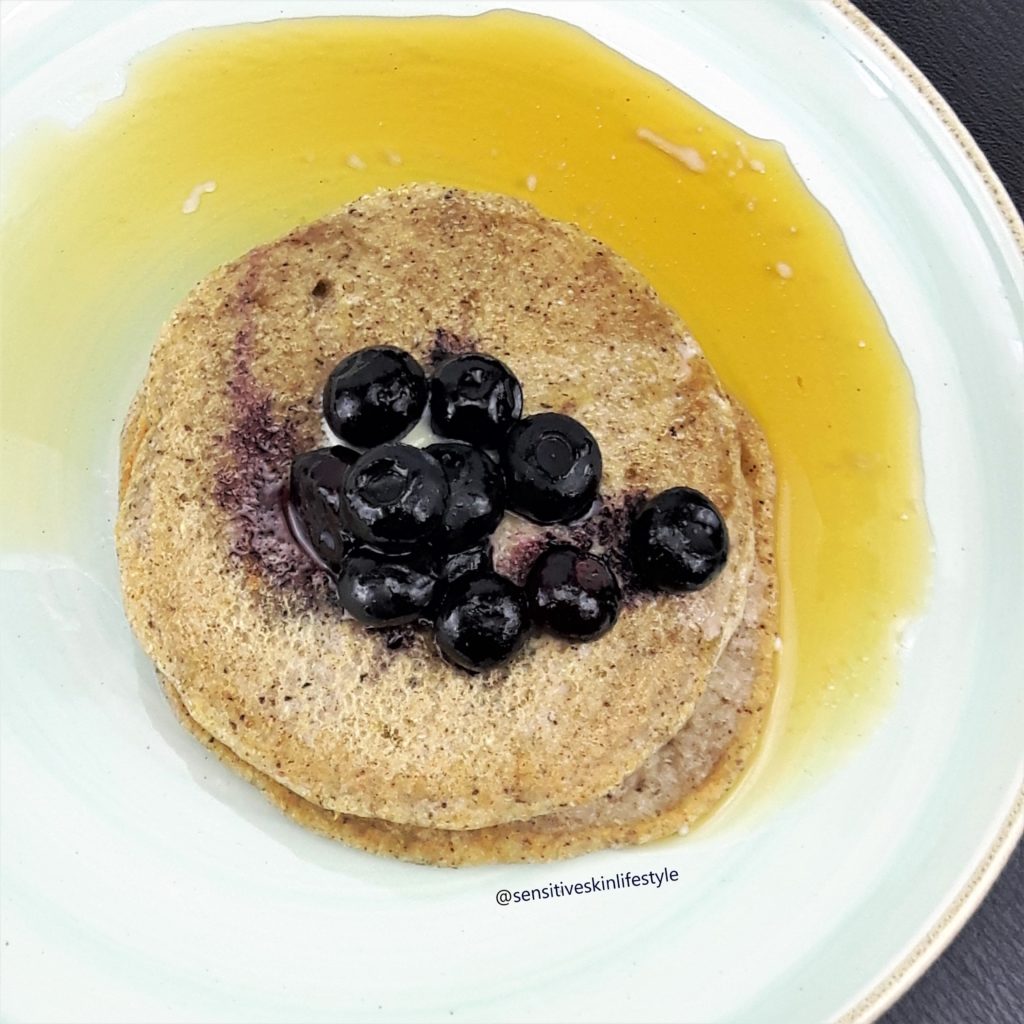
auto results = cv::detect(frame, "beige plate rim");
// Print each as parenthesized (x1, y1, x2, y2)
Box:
(830, 9, 1023, 1022)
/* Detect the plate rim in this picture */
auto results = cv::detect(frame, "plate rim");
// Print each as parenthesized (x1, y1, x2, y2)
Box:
(828, 10, 1023, 1022)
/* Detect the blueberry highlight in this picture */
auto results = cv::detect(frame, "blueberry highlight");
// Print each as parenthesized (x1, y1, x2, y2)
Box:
(426, 441, 505, 551)
(429, 354, 523, 447)
(323, 346, 427, 448)
(503, 412, 602, 524)
(341, 443, 448, 553)
(629, 487, 729, 592)
(441, 544, 494, 587)
(526, 544, 621, 640)
(288, 446, 358, 572)
(337, 549, 438, 627)
(435, 572, 531, 672)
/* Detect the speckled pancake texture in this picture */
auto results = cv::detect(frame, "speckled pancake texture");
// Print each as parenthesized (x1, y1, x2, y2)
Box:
(155, 406, 777, 866)
(116, 184, 768, 834)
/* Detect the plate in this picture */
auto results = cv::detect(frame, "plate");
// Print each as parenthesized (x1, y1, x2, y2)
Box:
(1, 3, 1021, 1022)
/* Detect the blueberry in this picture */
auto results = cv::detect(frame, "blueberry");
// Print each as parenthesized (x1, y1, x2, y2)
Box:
(629, 487, 729, 592)
(429, 354, 523, 447)
(323, 346, 427, 448)
(503, 413, 602, 524)
(426, 442, 505, 551)
(525, 544, 621, 640)
(337, 548, 438, 627)
(287, 446, 359, 572)
(441, 544, 493, 586)
(341, 443, 448, 553)
(434, 572, 531, 672)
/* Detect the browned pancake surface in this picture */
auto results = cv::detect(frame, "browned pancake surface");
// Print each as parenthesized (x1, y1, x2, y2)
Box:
(117, 185, 754, 830)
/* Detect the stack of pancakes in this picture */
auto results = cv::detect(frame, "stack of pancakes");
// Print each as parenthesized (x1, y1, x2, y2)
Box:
(116, 186, 778, 866)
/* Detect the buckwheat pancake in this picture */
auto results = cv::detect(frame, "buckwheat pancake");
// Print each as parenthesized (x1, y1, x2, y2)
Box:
(154, 407, 775, 865)
(117, 184, 756, 830)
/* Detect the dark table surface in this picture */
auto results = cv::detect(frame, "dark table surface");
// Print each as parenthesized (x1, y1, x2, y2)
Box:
(854, 2, 1022, 1023)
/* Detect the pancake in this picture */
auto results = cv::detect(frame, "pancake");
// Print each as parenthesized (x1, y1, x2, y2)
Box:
(117, 184, 756, 830)
(154, 407, 776, 865)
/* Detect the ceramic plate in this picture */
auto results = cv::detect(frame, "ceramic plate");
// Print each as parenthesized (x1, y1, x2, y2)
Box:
(1, 2, 1021, 1022)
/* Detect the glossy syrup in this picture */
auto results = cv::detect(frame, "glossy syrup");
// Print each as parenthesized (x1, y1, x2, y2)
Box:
(0, 11, 929, 795)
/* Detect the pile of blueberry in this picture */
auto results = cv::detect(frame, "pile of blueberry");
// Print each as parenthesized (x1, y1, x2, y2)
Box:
(287, 345, 728, 672)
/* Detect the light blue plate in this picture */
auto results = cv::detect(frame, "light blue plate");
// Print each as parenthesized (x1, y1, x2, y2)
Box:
(1, 3, 1021, 1022)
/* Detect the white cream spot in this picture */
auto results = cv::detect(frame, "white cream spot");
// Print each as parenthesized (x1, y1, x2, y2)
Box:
(346, 153, 366, 170)
(746, 199, 757, 212)
(775, 261, 793, 279)
(857, 339, 867, 348)
(708, 391, 732, 413)
(674, 340, 695, 383)
(636, 126, 706, 173)
(386, 151, 403, 166)
(181, 180, 216, 214)
(677, 332, 700, 361)
(773, 635, 784, 652)
(749, 158, 766, 173)
(525, 174, 538, 192)
(324, 404, 441, 452)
